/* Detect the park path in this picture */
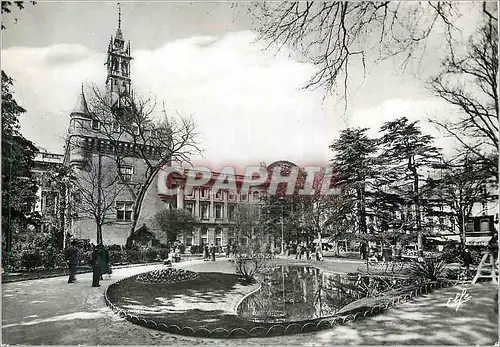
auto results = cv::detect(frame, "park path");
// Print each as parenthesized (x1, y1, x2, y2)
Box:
(2, 258, 498, 345)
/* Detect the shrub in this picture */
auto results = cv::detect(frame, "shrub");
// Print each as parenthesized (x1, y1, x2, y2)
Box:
(108, 250, 126, 264)
(190, 245, 201, 254)
(406, 257, 448, 282)
(234, 244, 273, 284)
(136, 268, 198, 283)
(144, 248, 159, 262)
(178, 243, 186, 254)
(125, 250, 143, 263)
(108, 244, 122, 252)
(21, 251, 43, 271)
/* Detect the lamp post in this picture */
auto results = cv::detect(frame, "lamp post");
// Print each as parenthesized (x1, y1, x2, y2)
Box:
(281, 205, 285, 255)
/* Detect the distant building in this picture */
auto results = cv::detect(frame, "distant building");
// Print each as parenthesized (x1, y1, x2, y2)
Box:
(31, 148, 66, 235)
(62, 9, 166, 245)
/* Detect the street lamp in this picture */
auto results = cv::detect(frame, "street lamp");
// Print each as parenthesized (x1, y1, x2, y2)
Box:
(279, 197, 285, 255)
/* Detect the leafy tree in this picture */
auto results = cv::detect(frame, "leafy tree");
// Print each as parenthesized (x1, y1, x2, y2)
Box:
(378, 117, 442, 251)
(154, 209, 196, 244)
(1, 71, 39, 263)
(429, 9, 498, 180)
(329, 128, 379, 237)
(422, 151, 495, 245)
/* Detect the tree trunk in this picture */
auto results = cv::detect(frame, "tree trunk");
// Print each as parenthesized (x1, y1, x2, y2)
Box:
(97, 223, 103, 245)
(126, 166, 162, 247)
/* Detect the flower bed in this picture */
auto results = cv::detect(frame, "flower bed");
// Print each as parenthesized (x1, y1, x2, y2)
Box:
(136, 268, 198, 283)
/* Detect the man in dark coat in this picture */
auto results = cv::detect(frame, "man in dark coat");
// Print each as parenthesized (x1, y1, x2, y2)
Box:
(91, 245, 101, 287)
(65, 241, 79, 283)
(210, 243, 216, 262)
(99, 244, 110, 280)
(463, 247, 473, 276)
(203, 244, 209, 261)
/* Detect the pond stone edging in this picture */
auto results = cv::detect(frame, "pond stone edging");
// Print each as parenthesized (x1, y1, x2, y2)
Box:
(103, 269, 459, 339)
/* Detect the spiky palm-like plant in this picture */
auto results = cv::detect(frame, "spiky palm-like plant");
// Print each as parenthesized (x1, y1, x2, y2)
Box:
(406, 258, 448, 282)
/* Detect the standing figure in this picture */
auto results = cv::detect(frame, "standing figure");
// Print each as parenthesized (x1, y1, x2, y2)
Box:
(360, 242, 368, 260)
(91, 245, 101, 287)
(99, 244, 111, 279)
(462, 248, 472, 277)
(210, 243, 216, 262)
(315, 244, 322, 261)
(488, 233, 498, 260)
(65, 240, 79, 284)
(225, 244, 230, 258)
(203, 244, 209, 261)
(296, 244, 302, 260)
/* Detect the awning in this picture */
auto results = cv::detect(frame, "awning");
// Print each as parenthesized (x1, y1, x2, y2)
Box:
(466, 237, 492, 246)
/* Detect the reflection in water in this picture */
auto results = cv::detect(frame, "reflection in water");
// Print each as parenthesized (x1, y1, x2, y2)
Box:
(237, 265, 409, 323)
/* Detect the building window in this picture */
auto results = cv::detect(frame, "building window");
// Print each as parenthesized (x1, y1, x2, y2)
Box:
(466, 220, 474, 232)
(240, 192, 248, 201)
(200, 188, 209, 199)
(185, 187, 195, 198)
(186, 231, 193, 246)
(119, 166, 134, 182)
(215, 228, 222, 246)
(185, 203, 194, 216)
(228, 205, 236, 221)
(200, 204, 209, 220)
(116, 201, 133, 221)
(91, 119, 100, 130)
(215, 204, 223, 219)
(201, 227, 208, 246)
(480, 218, 490, 232)
(215, 189, 223, 200)
(228, 191, 236, 201)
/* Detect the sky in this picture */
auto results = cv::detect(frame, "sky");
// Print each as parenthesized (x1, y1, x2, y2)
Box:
(1, 1, 485, 169)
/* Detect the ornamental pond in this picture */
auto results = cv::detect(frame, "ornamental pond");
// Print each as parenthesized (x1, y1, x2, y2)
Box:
(237, 265, 412, 323)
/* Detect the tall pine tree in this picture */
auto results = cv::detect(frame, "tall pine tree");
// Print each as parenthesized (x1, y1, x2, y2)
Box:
(378, 117, 442, 251)
(2, 71, 39, 261)
(329, 128, 379, 238)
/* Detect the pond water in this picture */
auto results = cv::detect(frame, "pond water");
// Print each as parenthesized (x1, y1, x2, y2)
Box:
(237, 265, 408, 323)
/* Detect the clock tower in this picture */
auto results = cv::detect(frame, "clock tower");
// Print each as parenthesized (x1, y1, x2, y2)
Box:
(105, 3, 132, 105)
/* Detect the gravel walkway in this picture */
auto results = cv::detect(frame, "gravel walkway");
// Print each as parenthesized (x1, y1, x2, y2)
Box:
(2, 258, 498, 345)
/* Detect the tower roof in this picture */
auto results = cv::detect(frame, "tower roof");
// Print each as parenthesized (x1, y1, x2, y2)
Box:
(114, 2, 124, 42)
(71, 85, 90, 117)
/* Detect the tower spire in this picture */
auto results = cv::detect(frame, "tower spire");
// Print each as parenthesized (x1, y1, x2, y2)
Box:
(118, 2, 121, 31)
(115, 2, 123, 42)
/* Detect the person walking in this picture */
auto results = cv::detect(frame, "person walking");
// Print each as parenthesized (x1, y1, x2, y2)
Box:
(203, 244, 209, 261)
(225, 243, 230, 258)
(65, 240, 79, 284)
(210, 243, 216, 262)
(91, 245, 101, 287)
(305, 244, 311, 260)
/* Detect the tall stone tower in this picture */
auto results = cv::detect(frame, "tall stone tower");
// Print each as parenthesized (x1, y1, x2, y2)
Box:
(105, 3, 132, 106)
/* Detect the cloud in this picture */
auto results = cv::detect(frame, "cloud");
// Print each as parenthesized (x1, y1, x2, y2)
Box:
(2, 29, 463, 168)
(2, 30, 339, 166)
(350, 98, 462, 156)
